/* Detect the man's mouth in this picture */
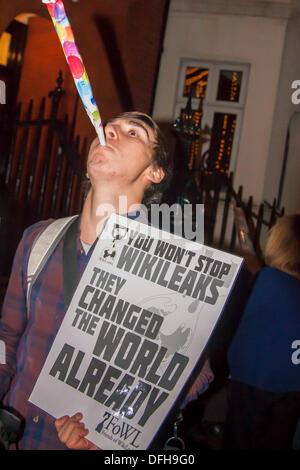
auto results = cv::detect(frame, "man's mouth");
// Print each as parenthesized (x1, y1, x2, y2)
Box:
(91, 143, 115, 163)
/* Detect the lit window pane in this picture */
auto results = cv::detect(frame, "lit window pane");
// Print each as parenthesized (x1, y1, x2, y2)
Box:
(183, 67, 209, 99)
(0, 32, 12, 66)
(216, 70, 243, 102)
(208, 112, 237, 174)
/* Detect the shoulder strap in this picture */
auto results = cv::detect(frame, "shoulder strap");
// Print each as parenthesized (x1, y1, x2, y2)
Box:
(26, 215, 79, 315)
(63, 216, 80, 310)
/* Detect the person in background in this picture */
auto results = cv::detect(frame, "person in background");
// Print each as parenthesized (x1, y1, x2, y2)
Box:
(224, 214, 300, 450)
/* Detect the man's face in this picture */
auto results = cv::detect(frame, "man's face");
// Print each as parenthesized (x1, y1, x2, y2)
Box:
(87, 116, 161, 188)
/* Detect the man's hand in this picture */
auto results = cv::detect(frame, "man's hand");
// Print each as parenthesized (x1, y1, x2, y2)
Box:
(55, 412, 99, 450)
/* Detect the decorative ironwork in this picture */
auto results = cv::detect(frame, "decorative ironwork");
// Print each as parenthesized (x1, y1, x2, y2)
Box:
(170, 95, 284, 251)
(0, 71, 86, 279)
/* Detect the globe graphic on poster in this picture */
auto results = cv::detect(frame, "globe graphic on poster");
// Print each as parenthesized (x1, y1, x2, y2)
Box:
(139, 294, 203, 363)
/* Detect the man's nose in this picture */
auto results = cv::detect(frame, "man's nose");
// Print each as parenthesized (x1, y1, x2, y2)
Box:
(105, 123, 118, 140)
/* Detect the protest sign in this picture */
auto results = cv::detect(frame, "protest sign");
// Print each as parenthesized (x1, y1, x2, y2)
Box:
(29, 214, 243, 450)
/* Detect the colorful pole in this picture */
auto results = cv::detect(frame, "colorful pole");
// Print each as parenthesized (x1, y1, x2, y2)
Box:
(42, 0, 106, 145)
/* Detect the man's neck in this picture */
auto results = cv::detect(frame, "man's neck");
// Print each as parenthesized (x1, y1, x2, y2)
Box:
(79, 186, 143, 245)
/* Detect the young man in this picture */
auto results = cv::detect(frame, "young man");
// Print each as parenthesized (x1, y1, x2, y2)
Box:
(0, 112, 213, 450)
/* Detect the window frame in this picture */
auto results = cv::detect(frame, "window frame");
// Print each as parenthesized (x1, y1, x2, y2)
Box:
(174, 58, 250, 173)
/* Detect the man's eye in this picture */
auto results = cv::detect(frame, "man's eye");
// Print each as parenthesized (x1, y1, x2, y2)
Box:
(129, 129, 138, 137)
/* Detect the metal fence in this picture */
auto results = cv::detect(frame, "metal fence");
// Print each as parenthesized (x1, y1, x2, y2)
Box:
(170, 106, 285, 257)
(0, 72, 87, 281)
(200, 174, 284, 253)
(1, 72, 87, 223)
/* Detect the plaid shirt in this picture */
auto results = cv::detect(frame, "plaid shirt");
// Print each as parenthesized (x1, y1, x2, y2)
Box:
(0, 218, 92, 449)
(0, 215, 213, 450)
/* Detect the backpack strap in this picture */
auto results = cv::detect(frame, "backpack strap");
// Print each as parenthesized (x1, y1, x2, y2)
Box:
(26, 215, 79, 315)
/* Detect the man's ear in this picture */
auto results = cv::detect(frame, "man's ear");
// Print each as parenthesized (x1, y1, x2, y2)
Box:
(146, 166, 165, 184)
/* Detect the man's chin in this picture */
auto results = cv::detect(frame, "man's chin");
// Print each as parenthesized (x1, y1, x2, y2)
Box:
(88, 167, 117, 183)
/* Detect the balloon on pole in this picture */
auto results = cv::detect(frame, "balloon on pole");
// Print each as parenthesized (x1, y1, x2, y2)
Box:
(42, 0, 106, 145)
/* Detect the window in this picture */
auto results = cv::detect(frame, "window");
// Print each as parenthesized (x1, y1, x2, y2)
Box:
(174, 60, 249, 175)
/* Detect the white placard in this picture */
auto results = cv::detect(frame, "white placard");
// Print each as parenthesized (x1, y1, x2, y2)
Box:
(29, 214, 243, 450)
